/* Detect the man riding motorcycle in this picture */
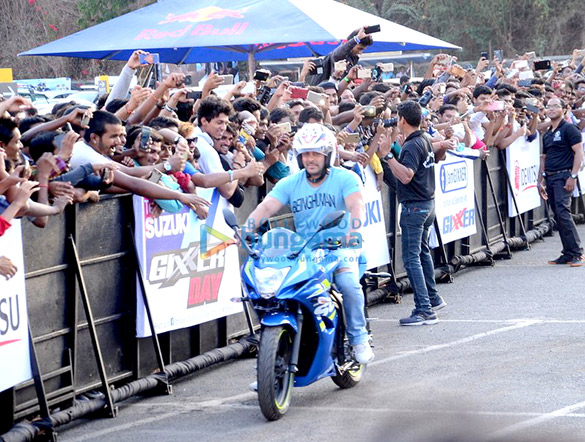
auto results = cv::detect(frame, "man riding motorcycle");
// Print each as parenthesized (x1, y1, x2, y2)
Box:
(245, 123, 374, 364)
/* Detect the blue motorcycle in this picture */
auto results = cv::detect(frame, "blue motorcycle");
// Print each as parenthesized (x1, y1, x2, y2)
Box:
(224, 209, 378, 421)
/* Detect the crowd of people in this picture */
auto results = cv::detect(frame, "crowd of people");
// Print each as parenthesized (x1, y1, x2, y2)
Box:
(1, 26, 585, 330)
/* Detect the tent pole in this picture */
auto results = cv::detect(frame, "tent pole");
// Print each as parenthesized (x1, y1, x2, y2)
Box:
(248, 51, 256, 81)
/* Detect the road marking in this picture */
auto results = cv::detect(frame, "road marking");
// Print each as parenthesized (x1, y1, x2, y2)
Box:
(219, 402, 585, 422)
(485, 400, 585, 440)
(372, 318, 521, 323)
(372, 318, 585, 324)
(65, 392, 257, 441)
(369, 319, 541, 367)
(64, 410, 183, 441)
(82, 399, 585, 425)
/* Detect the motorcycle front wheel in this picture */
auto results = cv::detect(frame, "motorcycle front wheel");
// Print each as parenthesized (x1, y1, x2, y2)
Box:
(257, 326, 294, 420)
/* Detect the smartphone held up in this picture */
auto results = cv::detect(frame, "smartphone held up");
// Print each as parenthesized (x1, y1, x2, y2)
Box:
(139, 53, 160, 65)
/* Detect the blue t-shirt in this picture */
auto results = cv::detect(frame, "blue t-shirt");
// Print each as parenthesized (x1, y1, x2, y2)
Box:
(268, 167, 362, 241)
(183, 161, 196, 176)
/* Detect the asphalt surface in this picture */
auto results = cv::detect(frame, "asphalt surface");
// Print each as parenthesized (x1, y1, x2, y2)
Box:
(57, 225, 585, 442)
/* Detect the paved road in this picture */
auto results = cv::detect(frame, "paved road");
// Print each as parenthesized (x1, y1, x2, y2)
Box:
(59, 226, 585, 442)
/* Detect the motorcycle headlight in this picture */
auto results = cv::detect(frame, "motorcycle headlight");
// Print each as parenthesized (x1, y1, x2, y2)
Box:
(254, 267, 290, 299)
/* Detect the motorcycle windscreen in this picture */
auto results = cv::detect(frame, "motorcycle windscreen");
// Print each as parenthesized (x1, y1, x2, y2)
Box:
(260, 227, 304, 258)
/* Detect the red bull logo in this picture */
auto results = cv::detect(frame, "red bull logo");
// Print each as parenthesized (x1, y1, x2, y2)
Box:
(136, 6, 249, 41)
(158, 6, 246, 24)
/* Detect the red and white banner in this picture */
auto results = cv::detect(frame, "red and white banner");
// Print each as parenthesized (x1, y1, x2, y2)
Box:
(0, 219, 32, 392)
(133, 189, 243, 338)
(506, 134, 541, 217)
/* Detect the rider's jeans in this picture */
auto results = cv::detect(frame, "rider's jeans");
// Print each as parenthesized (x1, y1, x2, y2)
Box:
(400, 199, 441, 315)
(331, 248, 368, 346)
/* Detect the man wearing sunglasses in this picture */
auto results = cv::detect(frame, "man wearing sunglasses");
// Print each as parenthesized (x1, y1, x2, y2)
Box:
(538, 97, 584, 266)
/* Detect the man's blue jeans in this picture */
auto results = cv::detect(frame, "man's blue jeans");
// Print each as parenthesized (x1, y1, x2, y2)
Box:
(330, 249, 368, 346)
(400, 200, 441, 315)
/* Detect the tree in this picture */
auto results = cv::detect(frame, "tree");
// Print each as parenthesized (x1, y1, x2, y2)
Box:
(0, 0, 154, 80)
(340, 0, 585, 61)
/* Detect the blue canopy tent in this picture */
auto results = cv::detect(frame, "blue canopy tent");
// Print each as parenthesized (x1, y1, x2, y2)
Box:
(20, 0, 460, 72)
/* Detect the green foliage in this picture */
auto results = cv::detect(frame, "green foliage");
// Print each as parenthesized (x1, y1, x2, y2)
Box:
(77, 0, 156, 28)
(339, 0, 584, 59)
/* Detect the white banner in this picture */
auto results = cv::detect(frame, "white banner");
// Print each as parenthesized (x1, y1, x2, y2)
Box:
(133, 189, 243, 338)
(360, 166, 391, 269)
(0, 220, 32, 392)
(433, 152, 477, 244)
(506, 133, 541, 217)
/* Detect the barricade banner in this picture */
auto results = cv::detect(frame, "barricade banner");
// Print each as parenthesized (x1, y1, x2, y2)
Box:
(0, 220, 32, 392)
(133, 190, 242, 338)
(361, 166, 391, 269)
(16, 77, 71, 91)
(433, 152, 477, 244)
(506, 133, 541, 216)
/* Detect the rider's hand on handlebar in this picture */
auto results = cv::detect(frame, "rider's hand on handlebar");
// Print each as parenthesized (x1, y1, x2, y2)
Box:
(243, 231, 260, 247)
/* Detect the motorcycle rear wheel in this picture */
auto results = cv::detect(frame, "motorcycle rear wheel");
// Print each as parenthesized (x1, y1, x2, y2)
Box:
(332, 362, 365, 388)
(257, 326, 294, 420)
(331, 341, 366, 389)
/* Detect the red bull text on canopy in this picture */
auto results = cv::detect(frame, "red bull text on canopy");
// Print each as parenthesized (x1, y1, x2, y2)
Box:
(136, 6, 249, 40)
(158, 6, 247, 24)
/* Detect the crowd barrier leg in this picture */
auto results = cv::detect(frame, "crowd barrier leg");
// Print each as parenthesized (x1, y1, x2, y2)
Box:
(68, 235, 118, 418)
(433, 218, 454, 283)
(241, 293, 258, 340)
(0, 388, 14, 434)
(473, 191, 495, 265)
(482, 160, 512, 258)
(127, 226, 172, 395)
(499, 150, 530, 250)
(27, 324, 56, 441)
(386, 188, 402, 299)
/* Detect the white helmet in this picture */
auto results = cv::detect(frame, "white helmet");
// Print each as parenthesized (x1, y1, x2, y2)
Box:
(292, 123, 336, 171)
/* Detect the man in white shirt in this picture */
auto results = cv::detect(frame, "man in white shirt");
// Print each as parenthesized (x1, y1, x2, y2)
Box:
(468, 85, 492, 142)
(70, 110, 209, 215)
(194, 96, 252, 200)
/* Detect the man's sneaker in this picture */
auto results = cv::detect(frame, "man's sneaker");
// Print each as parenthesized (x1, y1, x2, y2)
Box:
(353, 341, 374, 364)
(548, 255, 571, 265)
(399, 311, 439, 326)
(569, 255, 585, 267)
(431, 299, 447, 311)
(248, 381, 258, 392)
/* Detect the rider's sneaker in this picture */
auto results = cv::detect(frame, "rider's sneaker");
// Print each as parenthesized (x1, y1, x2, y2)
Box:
(353, 341, 374, 364)
(248, 381, 258, 392)
(399, 311, 439, 326)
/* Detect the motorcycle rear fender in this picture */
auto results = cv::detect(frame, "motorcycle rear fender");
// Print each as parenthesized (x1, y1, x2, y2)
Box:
(261, 312, 298, 333)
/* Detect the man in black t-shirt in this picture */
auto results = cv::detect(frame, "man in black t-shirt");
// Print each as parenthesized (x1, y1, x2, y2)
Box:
(307, 27, 373, 86)
(383, 101, 448, 325)
(538, 97, 584, 266)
